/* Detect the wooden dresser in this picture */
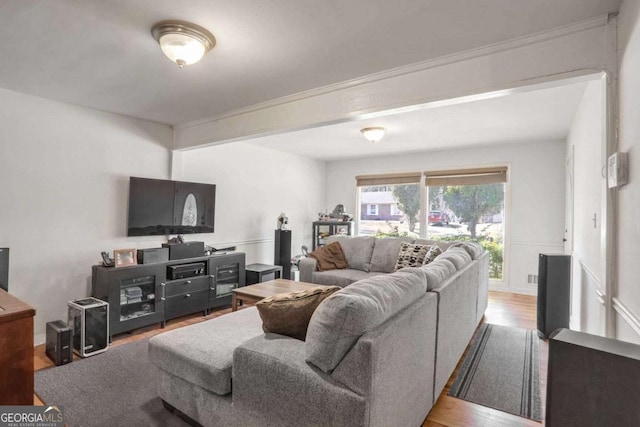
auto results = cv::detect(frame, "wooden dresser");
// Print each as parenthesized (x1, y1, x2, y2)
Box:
(0, 289, 35, 404)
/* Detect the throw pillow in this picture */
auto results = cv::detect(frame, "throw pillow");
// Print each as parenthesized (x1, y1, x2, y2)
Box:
(309, 241, 348, 272)
(394, 242, 431, 271)
(423, 245, 442, 266)
(256, 286, 341, 340)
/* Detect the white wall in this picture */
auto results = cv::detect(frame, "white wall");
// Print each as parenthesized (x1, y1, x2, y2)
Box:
(0, 88, 173, 344)
(325, 140, 566, 294)
(566, 80, 607, 336)
(177, 142, 326, 265)
(614, 0, 640, 344)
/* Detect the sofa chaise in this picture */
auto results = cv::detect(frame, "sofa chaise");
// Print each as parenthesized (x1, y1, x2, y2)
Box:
(148, 236, 489, 426)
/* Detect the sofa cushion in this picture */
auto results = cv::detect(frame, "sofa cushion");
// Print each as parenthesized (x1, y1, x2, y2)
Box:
(312, 269, 385, 287)
(423, 245, 443, 265)
(413, 239, 456, 252)
(256, 286, 341, 340)
(369, 237, 414, 273)
(326, 236, 376, 272)
(305, 268, 428, 373)
(393, 242, 431, 271)
(421, 261, 453, 290)
(308, 242, 348, 272)
(438, 248, 471, 270)
(431, 258, 457, 275)
(450, 241, 485, 259)
(148, 306, 264, 396)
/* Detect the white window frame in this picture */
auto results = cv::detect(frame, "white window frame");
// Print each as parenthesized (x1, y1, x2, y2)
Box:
(390, 203, 403, 216)
(367, 204, 379, 216)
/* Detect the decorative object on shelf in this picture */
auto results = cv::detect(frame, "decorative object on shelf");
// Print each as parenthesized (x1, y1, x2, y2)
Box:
(277, 212, 289, 230)
(329, 204, 353, 222)
(113, 249, 137, 267)
(360, 126, 386, 143)
(167, 235, 185, 244)
(151, 20, 216, 68)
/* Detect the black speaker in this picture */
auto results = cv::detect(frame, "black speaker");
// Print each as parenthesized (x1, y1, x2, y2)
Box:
(162, 241, 204, 260)
(537, 254, 571, 338)
(137, 247, 169, 264)
(46, 320, 73, 366)
(0, 247, 8, 292)
(274, 230, 292, 280)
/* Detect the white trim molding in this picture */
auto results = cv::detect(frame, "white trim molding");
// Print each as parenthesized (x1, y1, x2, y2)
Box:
(173, 16, 612, 150)
(612, 298, 640, 338)
(175, 16, 608, 133)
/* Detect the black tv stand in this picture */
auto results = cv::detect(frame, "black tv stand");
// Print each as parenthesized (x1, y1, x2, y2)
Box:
(92, 252, 245, 339)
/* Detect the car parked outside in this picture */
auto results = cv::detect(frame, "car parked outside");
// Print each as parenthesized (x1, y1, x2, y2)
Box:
(428, 211, 450, 225)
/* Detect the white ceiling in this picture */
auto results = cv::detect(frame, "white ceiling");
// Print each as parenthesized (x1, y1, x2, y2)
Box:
(244, 81, 589, 161)
(0, 0, 621, 126)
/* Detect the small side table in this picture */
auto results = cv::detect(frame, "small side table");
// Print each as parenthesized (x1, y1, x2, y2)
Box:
(245, 263, 283, 286)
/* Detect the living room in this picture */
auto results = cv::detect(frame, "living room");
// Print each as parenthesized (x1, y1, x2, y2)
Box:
(1, 0, 639, 425)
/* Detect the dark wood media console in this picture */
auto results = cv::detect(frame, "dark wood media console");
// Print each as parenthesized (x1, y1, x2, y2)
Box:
(92, 252, 245, 338)
(0, 289, 35, 404)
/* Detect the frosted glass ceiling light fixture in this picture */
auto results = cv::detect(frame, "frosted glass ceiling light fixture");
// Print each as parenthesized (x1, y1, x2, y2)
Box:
(151, 20, 216, 68)
(361, 127, 387, 143)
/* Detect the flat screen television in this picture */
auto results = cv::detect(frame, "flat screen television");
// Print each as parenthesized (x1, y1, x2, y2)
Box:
(127, 177, 216, 236)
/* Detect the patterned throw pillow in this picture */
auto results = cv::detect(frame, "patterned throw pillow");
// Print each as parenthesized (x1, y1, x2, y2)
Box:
(394, 242, 431, 271)
(423, 245, 443, 266)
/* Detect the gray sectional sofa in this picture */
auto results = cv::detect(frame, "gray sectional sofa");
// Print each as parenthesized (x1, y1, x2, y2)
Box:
(148, 236, 489, 426)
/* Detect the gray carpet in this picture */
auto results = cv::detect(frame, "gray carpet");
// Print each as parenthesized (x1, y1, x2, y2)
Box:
(448, 323, 542, 421)
(35, 338, 189, 427)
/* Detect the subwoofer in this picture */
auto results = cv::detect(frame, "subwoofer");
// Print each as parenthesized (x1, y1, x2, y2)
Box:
(45, 320, 73, 366)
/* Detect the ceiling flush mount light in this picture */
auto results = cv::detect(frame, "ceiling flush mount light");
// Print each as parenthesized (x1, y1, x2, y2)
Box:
(151, 20, 216, 68)
(361, 127, 387, 143)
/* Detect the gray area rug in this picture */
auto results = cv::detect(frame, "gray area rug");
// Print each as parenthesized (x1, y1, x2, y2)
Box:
(35, 338, 189, 427)
(448, 323, 542, 421)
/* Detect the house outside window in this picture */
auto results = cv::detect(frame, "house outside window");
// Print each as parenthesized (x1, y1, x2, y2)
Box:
(367, 204, 379, 215)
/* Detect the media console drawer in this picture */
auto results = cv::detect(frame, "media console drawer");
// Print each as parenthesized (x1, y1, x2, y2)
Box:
(163, 276, 209, 297)
(165, 289, 209, 320)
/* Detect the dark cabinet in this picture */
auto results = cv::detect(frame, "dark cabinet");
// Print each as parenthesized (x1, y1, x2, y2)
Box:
(92, 252, 246, 337)
(209, 253, 246, 309)
(92, 264, 164, 337)
(312, 221, 353, 250)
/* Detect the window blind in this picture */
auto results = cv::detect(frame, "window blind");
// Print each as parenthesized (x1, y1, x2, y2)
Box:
(356, 172, 421, 187)
(424, 166, 508, 186)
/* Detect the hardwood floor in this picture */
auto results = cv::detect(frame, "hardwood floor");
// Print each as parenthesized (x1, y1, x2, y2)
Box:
(34, 291, 546, 426)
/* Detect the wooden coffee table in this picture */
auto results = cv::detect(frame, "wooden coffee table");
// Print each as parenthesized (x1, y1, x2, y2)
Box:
(232, 279, 333, 311)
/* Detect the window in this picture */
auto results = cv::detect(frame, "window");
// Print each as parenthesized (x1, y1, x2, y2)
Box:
(355, 167, 508, 282)
(356, 173, 422, 237)
(425, 167, 507, 281)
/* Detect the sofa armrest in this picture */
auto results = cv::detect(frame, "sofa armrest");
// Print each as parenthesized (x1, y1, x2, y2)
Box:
(233, 333, 367, 426)
(298, 257, 317, 283)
